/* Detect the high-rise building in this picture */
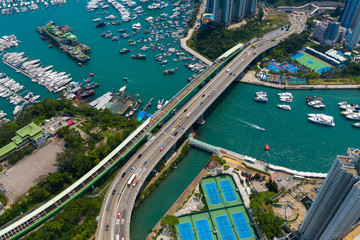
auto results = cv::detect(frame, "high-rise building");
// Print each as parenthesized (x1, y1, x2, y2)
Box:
(209, 0, 257, 24)
(324, 21, 340, 43)
(312, 20, 329, 41)
(299, 148, 360, 240)
(340, 0, 360, 29)
(346, 18, 360, 49)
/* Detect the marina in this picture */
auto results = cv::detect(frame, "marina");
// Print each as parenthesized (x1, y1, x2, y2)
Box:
(2, 52, 72, 93)
(0, 0, 67, 15)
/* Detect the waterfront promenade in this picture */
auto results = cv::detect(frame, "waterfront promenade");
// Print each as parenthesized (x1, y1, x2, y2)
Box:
(241, 70, 360, 90)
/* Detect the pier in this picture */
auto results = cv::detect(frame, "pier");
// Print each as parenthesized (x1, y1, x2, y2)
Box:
(188, 137, 327, 179)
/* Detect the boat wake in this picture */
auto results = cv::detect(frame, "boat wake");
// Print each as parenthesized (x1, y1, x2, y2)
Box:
(238, 119, 265, 131)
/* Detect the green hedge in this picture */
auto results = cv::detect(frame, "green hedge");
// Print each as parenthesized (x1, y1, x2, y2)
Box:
(242, 163, 271, 176)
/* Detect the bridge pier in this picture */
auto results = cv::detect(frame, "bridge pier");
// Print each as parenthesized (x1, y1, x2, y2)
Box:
(196, 113, 206, 125)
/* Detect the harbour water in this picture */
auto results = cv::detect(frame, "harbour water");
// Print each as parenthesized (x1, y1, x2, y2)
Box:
(130, 83, 360, 239)
(1, 2, 360, 239)
(0, 0, 197, 118)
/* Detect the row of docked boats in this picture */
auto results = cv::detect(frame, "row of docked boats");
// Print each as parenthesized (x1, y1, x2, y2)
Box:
(306, 96, 325, 109)
(2, 52, 72, 93)
(0, 110, 9, 124)
(338, 101, 360, 127)
(1, 0, 66, 15)
(0, 35, 20, 52)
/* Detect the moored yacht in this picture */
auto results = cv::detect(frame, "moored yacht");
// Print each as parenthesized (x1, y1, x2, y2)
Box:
(308, 116, 335, 127)
(277, 104, 291, 111)
(340, 104, 359, 110)
(346, 113, 360, 121)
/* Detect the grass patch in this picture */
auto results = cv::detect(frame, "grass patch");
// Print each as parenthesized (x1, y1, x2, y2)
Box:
(307, 78, 358, 85)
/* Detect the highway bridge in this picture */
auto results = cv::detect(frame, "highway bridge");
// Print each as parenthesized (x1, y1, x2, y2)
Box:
(96, 13, 308, 240)
(0, 25, 242, 240)
(0, 12, 307, 240)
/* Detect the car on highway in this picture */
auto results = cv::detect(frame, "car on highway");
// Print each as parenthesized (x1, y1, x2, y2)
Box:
(174, 131, 178, 136)
(184, 108, 188, 112)
(112, 189, 116, 195)
(202, 94, 205, 97)
(138, 154, 142, 158)
(227, 68, 230, 72)
(179, 116, 183, 120)
(178, 123, 182, 127)
(186, 113, 190, 118)
(121, 172, 126, 177)
(130, 167, 134, 172)
(122, 236, 125, 240)
(207, 94, 211, 98)
(160, 147, 164, 151)
(118, 212, 121, 218)
(105, 224, 109, 231)
(143, 161, 148, 166)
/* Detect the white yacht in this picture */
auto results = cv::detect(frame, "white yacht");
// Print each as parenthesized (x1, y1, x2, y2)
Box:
(307, 113, 333, 119)
(277, 104, 291, 111)
(93, 17, 101, 22)
(308, 116, 335, 127)
(340, 104, 359, 110)
(341, 109, 360, 115)
(346, 113, 360, 121)
(279, 96, 292, 103)
(132, 22, 141, 31)
(278, 92, 293, 98)
(353, 122, 360, 128)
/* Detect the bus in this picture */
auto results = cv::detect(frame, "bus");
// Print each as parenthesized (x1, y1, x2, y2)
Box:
(127, 173, 136, 187)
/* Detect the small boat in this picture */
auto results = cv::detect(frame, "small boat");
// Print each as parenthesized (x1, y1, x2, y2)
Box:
(353, 122, 360, 128)
(338, 101, 348, 106)
(81, 90, 95, 98)
(341, 109, 360, 115)
(255, 126, 265, 131)
(279, 96, 292, 103)
(93, 17, 101, 22)
(256, 91, 267, 97)
(163, 68, 175, 75)
(277, 104, 291, 111)
(307, 113, 333, 119)
(123, 77, 129, 81)
(313, 104, 325, 109)
(254, 96, 268, 103)
(265, 144, 269, 151)
(89, 73, 95, 77)
(132, 53, 146, 59)
(340, 104, 359, 110)
(119, 85, 127, 92)
(119, 48, 133, 54)
(308, 116, 335, 127)
(157, 98, 164, 110)
(346, 113, 360, 121)
(48, 45, 53, 48)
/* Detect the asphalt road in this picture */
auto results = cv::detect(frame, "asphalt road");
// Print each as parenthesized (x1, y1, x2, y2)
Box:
(96, 13, 307, 240)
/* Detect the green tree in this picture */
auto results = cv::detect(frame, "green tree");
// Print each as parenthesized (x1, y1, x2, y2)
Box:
(265, 178, 278, 193)
(161, 215, 179, 227)
(258, 6, 264, 22)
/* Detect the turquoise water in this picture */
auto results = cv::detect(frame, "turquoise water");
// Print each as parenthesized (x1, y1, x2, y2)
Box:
(2, 2, 360, 239)
(196, 83, 360, 173)
(0, 0, 195, 118)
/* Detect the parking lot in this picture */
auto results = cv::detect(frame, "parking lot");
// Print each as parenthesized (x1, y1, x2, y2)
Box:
(0, 139, 64, 204)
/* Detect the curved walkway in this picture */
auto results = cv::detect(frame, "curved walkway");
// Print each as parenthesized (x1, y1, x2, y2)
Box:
(180, 0, 213, 66)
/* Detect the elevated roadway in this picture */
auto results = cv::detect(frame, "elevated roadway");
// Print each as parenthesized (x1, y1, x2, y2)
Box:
(97, 13, 307, 240)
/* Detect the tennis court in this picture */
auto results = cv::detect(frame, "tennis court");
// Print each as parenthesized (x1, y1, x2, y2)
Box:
(195, 219, 213, 240)
(204, 183, 222, 205)
(265, 62, 281, 72)
(291, 51, 332, 74)
(219, 180, 237, 203)
(215, 215, 236, 240)
(232, 212, 253, 239)
(178, 222, 195, 240)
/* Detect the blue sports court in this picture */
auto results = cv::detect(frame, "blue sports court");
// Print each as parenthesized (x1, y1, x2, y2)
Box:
(195, 219, 213, 240)
(232, 212, 253, 239)
(219, 180, 237, 202)
(204, 183, 222, 205)
(215, 215, 236, 240)
(178, 222, 195, 240)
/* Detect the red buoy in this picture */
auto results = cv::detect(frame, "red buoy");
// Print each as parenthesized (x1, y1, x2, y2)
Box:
(89, 73, 94, 76)
(265, 144, 269, 151)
